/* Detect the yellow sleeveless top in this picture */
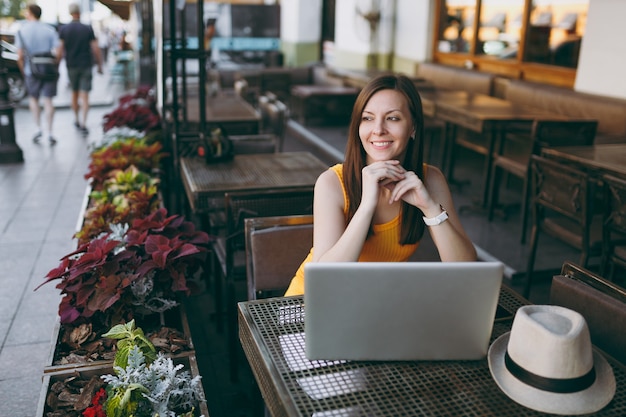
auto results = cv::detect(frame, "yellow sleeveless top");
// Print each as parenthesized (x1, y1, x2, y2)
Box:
(284, 164, 421, 296)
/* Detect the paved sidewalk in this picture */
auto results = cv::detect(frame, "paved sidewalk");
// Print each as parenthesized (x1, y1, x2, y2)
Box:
(0, 67, 125, 417)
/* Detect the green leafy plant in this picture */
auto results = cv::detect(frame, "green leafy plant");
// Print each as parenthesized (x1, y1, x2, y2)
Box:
(100, 321, 205, 417)
(102, 319, 156, 369)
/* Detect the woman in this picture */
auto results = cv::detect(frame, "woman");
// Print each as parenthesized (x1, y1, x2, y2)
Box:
(284, 74, 476, 296)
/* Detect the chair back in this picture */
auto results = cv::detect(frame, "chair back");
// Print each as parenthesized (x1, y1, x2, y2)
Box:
(524, 155, 600, 298)
(601, 174, 626, 278)
(529, 154, 596, 225)
(550, 261, 626, 364)
(530, 119, 597, 152)
(245, 215, 313, 300)
(266, 100, 288, 151)
(220, 187, 315, 275)
(229, 134, 278, 154)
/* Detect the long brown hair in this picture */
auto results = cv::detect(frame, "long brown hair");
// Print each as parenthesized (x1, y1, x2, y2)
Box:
(343, 74, 426, 244)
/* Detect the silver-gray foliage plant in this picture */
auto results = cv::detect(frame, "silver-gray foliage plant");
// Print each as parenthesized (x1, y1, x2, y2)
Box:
(102, 346, 205, 417)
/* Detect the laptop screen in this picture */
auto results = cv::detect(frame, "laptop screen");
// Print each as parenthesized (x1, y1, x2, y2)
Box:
(304, 262, 503, 361)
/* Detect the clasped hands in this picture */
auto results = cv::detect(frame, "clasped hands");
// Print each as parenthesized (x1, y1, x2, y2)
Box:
(362, 160, 435, 211)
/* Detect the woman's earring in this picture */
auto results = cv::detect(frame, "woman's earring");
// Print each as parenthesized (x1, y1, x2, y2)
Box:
(410, 135, 415, 141)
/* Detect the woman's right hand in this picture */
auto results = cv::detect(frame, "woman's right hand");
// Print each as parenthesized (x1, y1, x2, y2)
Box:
(361, 160, 405, 208)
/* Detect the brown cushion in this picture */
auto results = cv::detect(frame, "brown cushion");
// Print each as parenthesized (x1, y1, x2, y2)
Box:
(550, 274, 626, 364)
(416, 63, 494, 96)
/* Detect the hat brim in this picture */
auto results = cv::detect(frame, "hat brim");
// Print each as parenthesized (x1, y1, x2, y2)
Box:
(488, 332, 616, 415)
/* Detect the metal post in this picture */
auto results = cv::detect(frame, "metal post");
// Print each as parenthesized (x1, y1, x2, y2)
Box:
(0, 49, 23, 164)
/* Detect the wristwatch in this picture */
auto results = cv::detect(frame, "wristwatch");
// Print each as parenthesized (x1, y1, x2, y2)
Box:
(423, 205, 448, 226)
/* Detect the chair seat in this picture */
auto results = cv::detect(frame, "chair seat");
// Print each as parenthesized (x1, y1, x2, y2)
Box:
(455, 131, 489, 155)
(542, 214, 603, 255)
(493, 154, 527, 178)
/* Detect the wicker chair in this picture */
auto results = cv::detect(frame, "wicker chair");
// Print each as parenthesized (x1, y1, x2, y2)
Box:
(487, 119, 597, 243)
(601, 174, 626, 280)
(211, 187, 314, 381)
(524, 155, 602, 298)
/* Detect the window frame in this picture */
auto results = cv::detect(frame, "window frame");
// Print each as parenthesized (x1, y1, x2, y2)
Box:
(432, 0, 579, 88)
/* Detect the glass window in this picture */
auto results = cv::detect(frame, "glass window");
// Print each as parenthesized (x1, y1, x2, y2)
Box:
(524, 0, 589, 68)
(434, 0, 590, 74)
(437, 0, 476, 54)
(477, 0, 525, 60)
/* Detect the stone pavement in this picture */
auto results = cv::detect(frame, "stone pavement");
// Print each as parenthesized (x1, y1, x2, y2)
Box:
(0, 66, 125, 417)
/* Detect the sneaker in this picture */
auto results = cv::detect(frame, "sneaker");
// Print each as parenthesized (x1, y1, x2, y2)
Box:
(74, 121, 81, 129)
(79, 126, 89, 136)
(49, 136, 57, 145)
(32, 132, 42, 143)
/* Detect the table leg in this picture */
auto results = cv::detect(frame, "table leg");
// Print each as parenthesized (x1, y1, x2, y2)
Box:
(479, 124, 501, 208)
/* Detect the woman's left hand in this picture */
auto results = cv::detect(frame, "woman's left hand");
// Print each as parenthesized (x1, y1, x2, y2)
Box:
(384, 170, 437, 212)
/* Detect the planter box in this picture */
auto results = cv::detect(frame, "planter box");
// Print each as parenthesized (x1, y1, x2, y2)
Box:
(37, 353, 210, 417)
(43, 305, 194, 374)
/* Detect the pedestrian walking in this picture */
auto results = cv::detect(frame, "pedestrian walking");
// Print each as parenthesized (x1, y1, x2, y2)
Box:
(57, 3, 103, 136)
(15, 3, 59, 145)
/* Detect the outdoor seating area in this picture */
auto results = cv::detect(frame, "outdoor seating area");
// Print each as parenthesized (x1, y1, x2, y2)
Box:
(153, 58, 626, 415)
(5, 1, 626, 415)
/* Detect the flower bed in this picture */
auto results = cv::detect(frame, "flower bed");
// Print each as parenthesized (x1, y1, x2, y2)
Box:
(44, 305, 193, 374)
(35, 86, 214, 414)
(37, 353, 208, 417)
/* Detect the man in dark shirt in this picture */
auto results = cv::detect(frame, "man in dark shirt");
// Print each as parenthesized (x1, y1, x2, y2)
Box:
(57, 3, 103, 136)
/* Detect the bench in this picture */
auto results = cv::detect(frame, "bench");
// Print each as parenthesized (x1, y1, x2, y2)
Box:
(501, 79, 626, 144)
(416, 62, 496, 96)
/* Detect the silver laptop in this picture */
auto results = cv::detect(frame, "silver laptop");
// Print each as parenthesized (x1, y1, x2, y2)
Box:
(304, 262, 503, 361)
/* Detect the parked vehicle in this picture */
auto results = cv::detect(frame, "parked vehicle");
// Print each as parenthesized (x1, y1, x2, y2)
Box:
(1, 33, 27, 103)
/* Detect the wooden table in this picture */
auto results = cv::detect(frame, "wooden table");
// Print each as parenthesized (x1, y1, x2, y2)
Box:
(180, 152, 328, 214)
(423, 91, 568, 207)
(186, 94, 261, 135)
(541, 144, 626, 179)
(238, 288, 626, 417)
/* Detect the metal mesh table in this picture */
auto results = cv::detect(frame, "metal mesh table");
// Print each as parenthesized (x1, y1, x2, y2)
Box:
(239, 287, 626, 416)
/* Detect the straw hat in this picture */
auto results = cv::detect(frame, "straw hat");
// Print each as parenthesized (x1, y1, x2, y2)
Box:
(488, 305, 616, 415)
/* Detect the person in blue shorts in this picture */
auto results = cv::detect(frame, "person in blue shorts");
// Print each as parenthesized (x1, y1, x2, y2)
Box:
(15, 3, 59, 145)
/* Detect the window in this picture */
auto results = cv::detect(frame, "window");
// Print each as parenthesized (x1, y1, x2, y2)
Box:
(434, 0, 589, 87)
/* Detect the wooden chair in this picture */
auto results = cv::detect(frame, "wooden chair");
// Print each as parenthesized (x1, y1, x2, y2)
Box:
(601, 174, 626, 280)
(258, 93, 288, 151)
(487, 119, 597, 243)
(245, 215, 313, 300)
(524, 155, 602, 298)
(550, 261, 626, 364)
(211, 187, 314, 381)
(230, 133, 278, 155)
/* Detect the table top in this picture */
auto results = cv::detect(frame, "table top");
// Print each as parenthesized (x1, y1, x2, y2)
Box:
(180, 152, 328, 213)
(238, 288, 626, 416)
(185, 94, 261, 123)
(541, 144, 626, 179)
(420, 90, 568, 131)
